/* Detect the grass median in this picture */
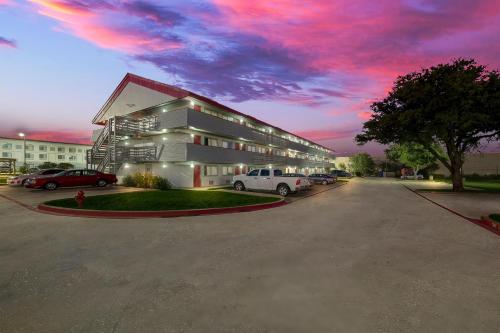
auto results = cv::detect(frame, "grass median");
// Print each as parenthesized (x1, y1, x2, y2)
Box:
(44, 190, 281, 211)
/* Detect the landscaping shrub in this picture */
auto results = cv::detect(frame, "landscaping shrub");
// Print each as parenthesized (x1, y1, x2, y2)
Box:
(432, 174, 447, 180)
(152, 176, 172, 190)
(122, 174, 137, 187)
(124, 172, 171, 190)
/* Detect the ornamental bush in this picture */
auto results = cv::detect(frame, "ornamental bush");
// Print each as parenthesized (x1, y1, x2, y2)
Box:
(122, 174, 137, 187)
(152, 176, 172, 190)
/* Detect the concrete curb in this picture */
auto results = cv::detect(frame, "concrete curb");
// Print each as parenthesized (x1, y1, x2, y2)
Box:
(37, 199, 287, 219)
(404, 185, 500, 237)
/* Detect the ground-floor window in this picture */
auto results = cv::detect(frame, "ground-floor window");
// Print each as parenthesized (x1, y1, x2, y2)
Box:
(204, 165, 218, 176)
(221, 166, 234, 175)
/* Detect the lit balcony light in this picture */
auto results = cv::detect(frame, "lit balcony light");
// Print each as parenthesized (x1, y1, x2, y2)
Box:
(239, 164, 243, 168)
(162, 109, 166, 113)
(162, 164, 167, 168)
(162, 137, 167, 141)
(124, 164, 130, 169)
(162, 129, 167, 133)
(190, 134, 194, 138)
(190, 163, 194, 168)
(123, 136, 129, 139)
(18, 132, 25, 137)
(190, 101, 195, 106)
(268, 164, 272, 169)
(239, 119, 244, 124)
(124, 142, 129, 145)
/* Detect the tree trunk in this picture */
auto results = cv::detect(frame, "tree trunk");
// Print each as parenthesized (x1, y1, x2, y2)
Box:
(450, 167, 464, 191)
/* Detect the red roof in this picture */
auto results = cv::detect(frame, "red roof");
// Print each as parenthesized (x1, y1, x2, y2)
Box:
(93, 73, 333, 152)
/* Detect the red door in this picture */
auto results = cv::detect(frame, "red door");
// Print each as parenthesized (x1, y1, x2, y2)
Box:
(193, 165, 201, 187)
(235, 143, 240, 150)
(194, 135, 201, 145)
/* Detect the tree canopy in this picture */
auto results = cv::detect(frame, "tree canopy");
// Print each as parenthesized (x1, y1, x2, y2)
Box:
(349, 153, 375, 176)
(356, 59, 500, 190)
(385, 143, 440, 176)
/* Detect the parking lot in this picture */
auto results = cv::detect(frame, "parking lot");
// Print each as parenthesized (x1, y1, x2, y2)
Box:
(0, 178, 499, 332)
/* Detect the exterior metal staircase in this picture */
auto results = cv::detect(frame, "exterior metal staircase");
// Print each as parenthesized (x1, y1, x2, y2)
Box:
(86, 115, 163, 173)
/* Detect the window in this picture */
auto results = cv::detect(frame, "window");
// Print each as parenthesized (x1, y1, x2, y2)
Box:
(15, 144, 22, 150)
(57, 155, 65, 160)
(57, 147, 65, 152)
(246, 145, 256, 152)
(274, 170, 283, 176)
(41, 169, 62, 175)
(69, 155, 77, 161)
(38, 154, 47, 160)
(65, 170, 81, 176)
(26, 144, 34, 151)
(257, 146, 266, 154)
(260, 169, 270, 176)
(82, 170, 97, 176)
(204, 165, 218, 176)
(221, 166, 234, 176)
(39, 145, 47, 151)
(2, 143, 12, 149)
(49, 147, 56, 152)
(222, 141, 230, 149)
(2, 152, 12, 158)
(69, 147, 76, 153)
(204, 137, 218, 147)
(247, 169, 259, 176)
(77, 149, 83, 153)
(26, 153, 34, 159)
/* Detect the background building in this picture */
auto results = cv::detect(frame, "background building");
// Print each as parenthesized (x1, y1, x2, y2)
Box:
(88, 73, 337, 187)
(435, 152, 500, 176)
(0, 136, 91, 171)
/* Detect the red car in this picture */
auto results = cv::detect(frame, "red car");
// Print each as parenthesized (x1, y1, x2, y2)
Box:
(25, 169, 117, 190)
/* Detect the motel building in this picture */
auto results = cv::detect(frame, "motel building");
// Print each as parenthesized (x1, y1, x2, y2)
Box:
(87, 74, 337, 188)
(0, 136, 91, 171)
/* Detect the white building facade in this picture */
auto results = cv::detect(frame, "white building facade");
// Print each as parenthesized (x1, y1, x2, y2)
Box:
(88, 74, 337, 187)
(0, 137, 90, 170)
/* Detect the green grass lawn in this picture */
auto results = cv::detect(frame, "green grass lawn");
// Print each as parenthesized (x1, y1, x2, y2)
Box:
(432, 179, 500, 192)
(44, 190, 280, 211)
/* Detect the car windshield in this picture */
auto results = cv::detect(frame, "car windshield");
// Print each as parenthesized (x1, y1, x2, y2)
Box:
(54, 171, 67, 176)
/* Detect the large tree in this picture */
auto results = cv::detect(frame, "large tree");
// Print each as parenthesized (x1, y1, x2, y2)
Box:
(385, 143, 440, 178)
(349, 153, 375, 176)
(356, 59, 500, 191)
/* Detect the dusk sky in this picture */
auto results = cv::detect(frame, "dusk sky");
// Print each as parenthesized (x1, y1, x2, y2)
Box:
(1, 0, 500, 155)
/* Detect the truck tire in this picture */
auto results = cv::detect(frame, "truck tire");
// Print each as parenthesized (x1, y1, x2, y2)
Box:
(234, 181, 245, 191)
(322, 180, 328, 185)
(277, 184, 290, 197)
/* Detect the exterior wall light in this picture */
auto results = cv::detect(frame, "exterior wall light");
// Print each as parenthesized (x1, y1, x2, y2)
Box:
(124, 164, 130, 169)
(162, 137, 167, 141)
(190, 134, 194, 138)
(162, 164, 167, 168)
(124, 142, 129, 145)
(239, 164, 243, 168)
(268, 164, 272, 169)
(162, 109, 166, 113)
(190, 163, 194, 168)
(190, 101, 195, 106)
(162, 129, 167, 133)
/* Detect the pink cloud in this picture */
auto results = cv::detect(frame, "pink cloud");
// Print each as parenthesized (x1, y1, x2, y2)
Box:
(1, 129, 92, 145)
(29, 0, 183, 54)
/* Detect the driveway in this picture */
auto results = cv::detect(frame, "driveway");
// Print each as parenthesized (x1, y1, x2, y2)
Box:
(0, 178, 499, 332)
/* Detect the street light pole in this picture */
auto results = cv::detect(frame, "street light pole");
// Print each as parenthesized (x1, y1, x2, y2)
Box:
(18, 132, 26, 170)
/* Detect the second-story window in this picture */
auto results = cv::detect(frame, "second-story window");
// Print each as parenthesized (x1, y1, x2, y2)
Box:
(58, 147, 65, 153)
(204, 137, 218, 147)
(39, 145, 47, 151)
(69, 147, 76, 153)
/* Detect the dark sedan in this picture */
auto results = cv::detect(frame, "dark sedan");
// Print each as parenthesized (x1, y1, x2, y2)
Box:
(331, 169, 352, 178)
(25, 169, 117, 190)
(308, 173, 337, 185)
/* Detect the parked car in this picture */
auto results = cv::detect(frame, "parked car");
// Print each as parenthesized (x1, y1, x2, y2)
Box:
(331, 169, 352, 178)
(401, 174, 424, 180)
(24, 169, 117, 190)
(308, 173, 337, 185)
(283, 173, 313, 190)
(8, 168, 64, 186)
(233, 168, 307, 196)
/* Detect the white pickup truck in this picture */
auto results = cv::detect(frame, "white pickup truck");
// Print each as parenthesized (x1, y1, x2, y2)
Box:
(232, 168, 307, 196)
